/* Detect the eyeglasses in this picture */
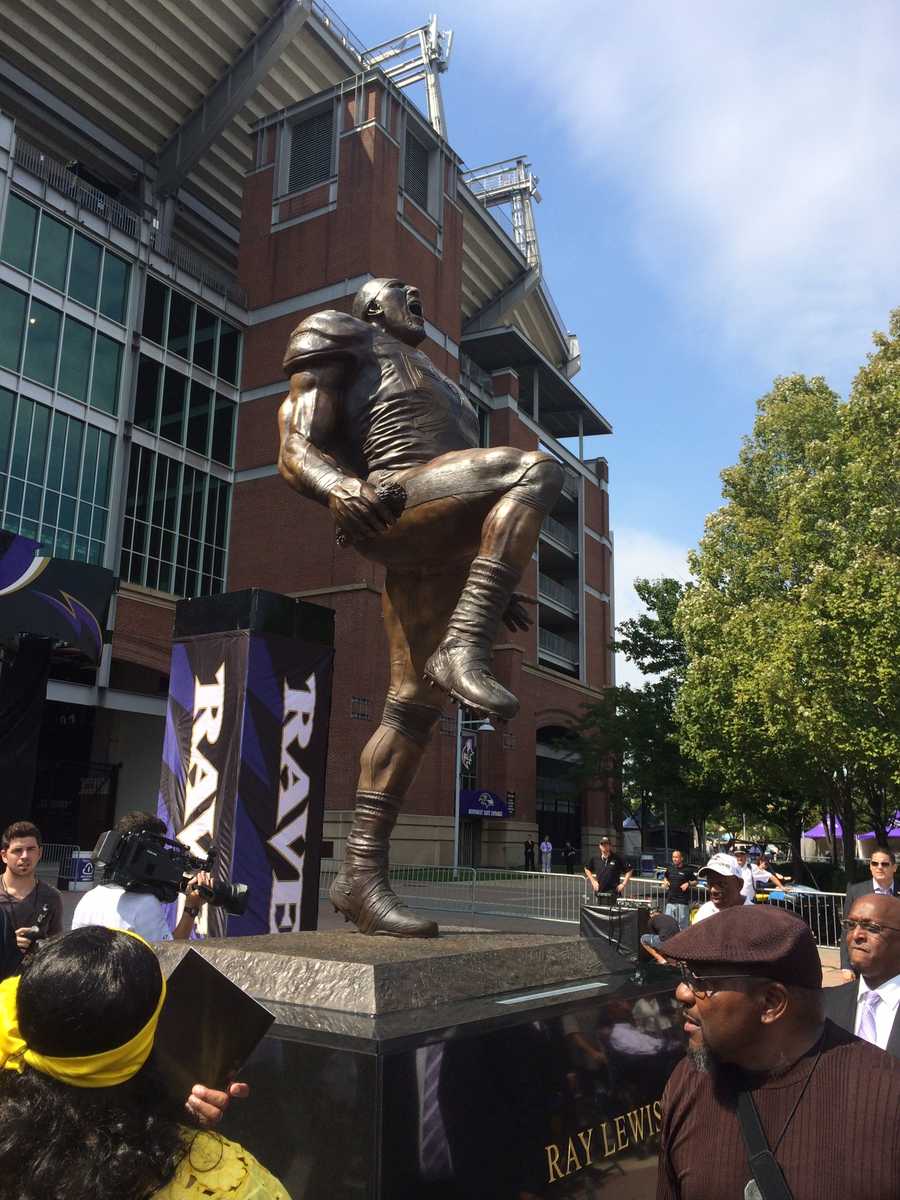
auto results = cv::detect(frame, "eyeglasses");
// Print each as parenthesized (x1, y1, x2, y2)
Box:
(870, 860, 893, 868)
(677, 963, 766, 997)
(841, 918, 900, 936)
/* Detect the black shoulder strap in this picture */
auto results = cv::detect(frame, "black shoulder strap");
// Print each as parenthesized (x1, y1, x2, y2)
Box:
(736, 1091, 794, 1200)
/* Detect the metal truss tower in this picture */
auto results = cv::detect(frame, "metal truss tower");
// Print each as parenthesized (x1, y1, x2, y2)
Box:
(363, 14, 453, 139)
(462, 157, 542, 271)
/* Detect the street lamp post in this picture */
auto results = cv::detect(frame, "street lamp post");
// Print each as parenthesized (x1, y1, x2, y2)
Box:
(453, 706, 494, 869)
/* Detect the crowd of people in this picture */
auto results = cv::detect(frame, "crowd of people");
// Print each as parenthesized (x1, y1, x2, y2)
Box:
(0, 816, 290, 1200)
(4, 809, 900, 1200)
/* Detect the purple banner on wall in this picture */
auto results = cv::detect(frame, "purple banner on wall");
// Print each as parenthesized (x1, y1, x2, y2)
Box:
(158, 609, 334, 937)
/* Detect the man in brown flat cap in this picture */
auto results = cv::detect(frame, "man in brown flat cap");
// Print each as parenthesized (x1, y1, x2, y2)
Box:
(823, 893, 900, 1057)
(656, 905, 900, 1200)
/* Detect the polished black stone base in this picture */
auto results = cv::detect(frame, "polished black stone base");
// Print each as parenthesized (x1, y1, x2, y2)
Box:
(165, 932, 685, 1198)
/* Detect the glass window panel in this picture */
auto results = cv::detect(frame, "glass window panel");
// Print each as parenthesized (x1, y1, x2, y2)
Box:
(142, 277, 167, 344)
(95, 432, 113, 506)
(26, 402, 50, 483)
(125, 445, 140, 510)
(74, 535, 89, 562)
(48, 413, 67, 483)
(90, 333, 121, 414)
(34, 213, 70, 291)
(1, 194, 38, 273)
(20, 518, 38, 539)
(160, 369, 186, 444)
(217, 323, 240, 384)
(167, 291, 192, 358)
(148, 525, 162, 558)
(163, 460, 181, 529)
(58, 317, 93, 402)
(10, 398, 34, 479)
(204, 478, 219, 544)
(132, 520, 148, 557)
(58, 496, 76, 531)
(0, 283, 27, 372)
(0, 388, 14, 472)
(145, 557, 160, 590)
(87, 540, 103, 565)
(99, 252, 129, 322)
(5, 477, 24, 515)
(186, 382, 211, 455)
(43, 491, 60, 527)
(150, 456, 166, 527)
(23, 483, 42, 520)
(23, 300, 61, 386)
(193, 308, 216, 371)
(173, 565, 186, 597)
(214, 485, 229, 548)
(61, 422, 84, 497)
(135, 449, 153, 523)
(82, 425, 100, 501)
(55, 529, 72, 558)
(179, 466, 195, 538)
(210, 395, 235, 465)
(69, 234, 101, 308)
(77, 503, 93, 535)
(134, 356, 160, 431)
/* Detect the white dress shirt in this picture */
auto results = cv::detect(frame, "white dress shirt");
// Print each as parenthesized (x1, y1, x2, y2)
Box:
(738, 865, 755, 904)
(855, 973, 900, 1050)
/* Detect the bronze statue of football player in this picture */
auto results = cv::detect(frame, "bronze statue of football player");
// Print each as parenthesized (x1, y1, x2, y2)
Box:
(278, 278, 563, 937)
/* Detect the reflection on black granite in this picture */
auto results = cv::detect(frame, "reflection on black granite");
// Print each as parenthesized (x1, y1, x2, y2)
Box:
(220, 967, 686, 1199)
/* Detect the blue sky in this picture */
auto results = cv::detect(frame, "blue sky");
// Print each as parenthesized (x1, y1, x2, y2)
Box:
(335, 1, 900, 683)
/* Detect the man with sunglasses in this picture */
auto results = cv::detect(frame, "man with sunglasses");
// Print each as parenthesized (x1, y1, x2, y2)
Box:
(823, 894, 900, 1057)
(656, 905, 900, 1200)
(840, 850, 899, 976)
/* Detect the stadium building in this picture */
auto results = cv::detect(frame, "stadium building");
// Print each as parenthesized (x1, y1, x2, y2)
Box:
(0, 2, 615, 865)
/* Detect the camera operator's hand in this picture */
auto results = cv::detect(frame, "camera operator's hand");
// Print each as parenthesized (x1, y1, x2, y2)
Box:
(185, 1080, 250, 1128)
(14, 926, 33, 953)
(185, 870, 214, 908)
(173, 871, 215, 940)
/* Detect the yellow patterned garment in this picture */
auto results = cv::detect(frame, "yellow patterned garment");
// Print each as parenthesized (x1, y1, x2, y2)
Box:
(153, 1130, 292, 1200)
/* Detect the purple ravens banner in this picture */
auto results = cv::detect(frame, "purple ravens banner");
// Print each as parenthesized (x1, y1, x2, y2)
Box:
(157, 591, 334, 938)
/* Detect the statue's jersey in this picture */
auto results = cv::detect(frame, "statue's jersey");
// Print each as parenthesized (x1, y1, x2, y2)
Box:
(283, 310, 479, 477)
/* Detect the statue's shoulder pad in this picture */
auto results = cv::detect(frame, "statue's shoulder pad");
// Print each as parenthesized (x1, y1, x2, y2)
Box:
(284, 310, 371, 364)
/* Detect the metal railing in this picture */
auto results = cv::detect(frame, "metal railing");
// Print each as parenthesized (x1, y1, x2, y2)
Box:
(538, 572, 577, 611)
(35, 843, 79, 883)
(459, 352, 493, 397)
(538, 627, 579, 663)
(319, 863, 849, 948)
(151, 233, 247, 308)
(13, 139, 139, 239)
(541, 513, 578, 551)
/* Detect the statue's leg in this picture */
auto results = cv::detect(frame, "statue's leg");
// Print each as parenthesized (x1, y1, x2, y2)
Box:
(330, 563, 468, 937)
(423, 450, 564, 718)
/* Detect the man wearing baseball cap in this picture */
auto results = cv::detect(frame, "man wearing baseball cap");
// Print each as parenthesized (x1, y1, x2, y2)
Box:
(656, 905, 900, 1200)
(692, 853, 746, 923)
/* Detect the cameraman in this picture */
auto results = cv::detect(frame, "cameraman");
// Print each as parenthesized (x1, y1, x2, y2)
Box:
(71, 811, 211, 941)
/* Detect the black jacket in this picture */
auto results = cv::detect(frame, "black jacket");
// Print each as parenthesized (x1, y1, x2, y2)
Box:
(0, 909, 17, 980)
(822, 979, 900, 1059)
(840, 880, 900, 970)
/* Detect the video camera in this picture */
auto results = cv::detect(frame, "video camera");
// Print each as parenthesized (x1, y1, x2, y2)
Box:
(92, 828, 249, 916)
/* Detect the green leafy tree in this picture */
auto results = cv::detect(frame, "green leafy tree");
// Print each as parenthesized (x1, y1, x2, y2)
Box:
(676, 317, 900, 873)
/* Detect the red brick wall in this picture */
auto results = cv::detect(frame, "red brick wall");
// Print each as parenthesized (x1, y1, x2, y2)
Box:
(112, 593, 174, 674)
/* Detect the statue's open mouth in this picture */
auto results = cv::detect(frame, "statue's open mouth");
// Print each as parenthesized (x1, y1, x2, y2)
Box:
(407, 298, 423, 317)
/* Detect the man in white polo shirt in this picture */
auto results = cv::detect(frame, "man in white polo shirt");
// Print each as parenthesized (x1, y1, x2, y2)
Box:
(692, 852, 746, 923)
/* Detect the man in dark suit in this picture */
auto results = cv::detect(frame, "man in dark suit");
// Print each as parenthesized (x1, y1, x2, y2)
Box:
(840, 849, 900, 974)
(824, 893, 900, 1057)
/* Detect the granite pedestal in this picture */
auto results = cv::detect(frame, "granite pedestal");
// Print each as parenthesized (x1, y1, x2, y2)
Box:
(158, 928, 685, 1198)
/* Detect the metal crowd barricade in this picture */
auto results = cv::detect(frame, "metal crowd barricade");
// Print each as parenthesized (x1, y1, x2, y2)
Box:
(317, 864, 849, 946)
(472, 868, 589, 923)
(37, 842, 79, 885)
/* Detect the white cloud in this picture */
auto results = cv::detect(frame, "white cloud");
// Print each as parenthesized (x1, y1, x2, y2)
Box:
(463, 1, 900, 382)
(611, 528, 691, 688)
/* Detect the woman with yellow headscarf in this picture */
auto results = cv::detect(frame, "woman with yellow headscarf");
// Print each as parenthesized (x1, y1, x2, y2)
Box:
(0, 926, 290, 1200)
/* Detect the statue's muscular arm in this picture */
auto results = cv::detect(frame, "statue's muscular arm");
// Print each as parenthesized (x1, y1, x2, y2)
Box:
(278, 363, 395, 541)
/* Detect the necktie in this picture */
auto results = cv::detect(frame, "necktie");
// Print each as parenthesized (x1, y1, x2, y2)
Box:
(858, 990, 882, 1046)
